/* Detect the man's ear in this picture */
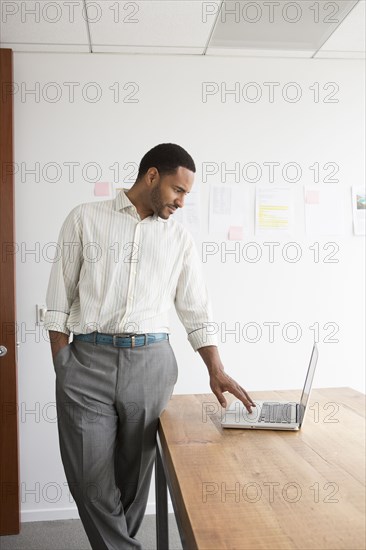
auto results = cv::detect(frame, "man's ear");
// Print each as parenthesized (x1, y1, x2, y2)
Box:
(145, 167, 159, 187)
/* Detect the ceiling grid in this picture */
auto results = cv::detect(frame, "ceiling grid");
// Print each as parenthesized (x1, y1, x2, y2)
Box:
(0, 0, 364, 58)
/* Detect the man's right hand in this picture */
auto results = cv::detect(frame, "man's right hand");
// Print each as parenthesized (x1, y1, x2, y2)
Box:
(49, 330, 69, 361)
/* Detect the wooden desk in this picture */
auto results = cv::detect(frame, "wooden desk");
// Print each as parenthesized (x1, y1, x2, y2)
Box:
(155, 388, 365, 550)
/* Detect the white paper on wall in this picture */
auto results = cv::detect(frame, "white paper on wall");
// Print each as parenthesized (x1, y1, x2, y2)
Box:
(208, 184, 246, 239)
(173, 185, 201, 238)
(255, 187, 293, 236)
(304, 185, 345, 235)
(352, 185, 366, 236)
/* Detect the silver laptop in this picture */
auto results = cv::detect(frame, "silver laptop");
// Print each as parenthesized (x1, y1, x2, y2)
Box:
(221, 343, 318, 430)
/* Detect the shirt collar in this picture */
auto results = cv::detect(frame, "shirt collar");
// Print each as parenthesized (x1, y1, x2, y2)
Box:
(113, 188, 168, 223)
(113, 188, 135, 212)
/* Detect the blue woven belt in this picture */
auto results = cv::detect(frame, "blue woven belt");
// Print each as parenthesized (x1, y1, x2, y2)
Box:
(73, 332, 169, 348)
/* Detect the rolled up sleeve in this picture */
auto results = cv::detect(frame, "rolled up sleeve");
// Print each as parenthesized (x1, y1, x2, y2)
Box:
(174, 233, 218, 352)
(43, 205, 83, 335)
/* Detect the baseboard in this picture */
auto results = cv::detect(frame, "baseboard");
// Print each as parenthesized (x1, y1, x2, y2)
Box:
(21, 507, 81, 523)
(145, 501, 174, 516)
(20, 500, 174, 523)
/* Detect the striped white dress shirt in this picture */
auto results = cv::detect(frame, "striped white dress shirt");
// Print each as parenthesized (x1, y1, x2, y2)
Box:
(44, 189, 218, 351)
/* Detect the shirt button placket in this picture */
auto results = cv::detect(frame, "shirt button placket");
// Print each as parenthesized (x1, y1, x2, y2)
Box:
(123, 222, 140, 328)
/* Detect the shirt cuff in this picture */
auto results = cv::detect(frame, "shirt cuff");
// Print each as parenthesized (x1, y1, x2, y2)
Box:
(43, 310, 70, 336)
(188, 328, 218, 352)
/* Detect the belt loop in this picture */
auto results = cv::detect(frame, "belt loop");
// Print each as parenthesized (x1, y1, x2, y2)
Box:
(93, 331, 97, 344)
(131, 335, 135, 348)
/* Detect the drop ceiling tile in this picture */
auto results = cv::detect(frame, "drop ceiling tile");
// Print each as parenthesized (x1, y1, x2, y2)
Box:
(88, 1, 215, 48)
(0, 43, 90, 52)
(92, 45, 205, 54)
(208, 0, 359, 52)
(315, 0, 365, 57)
(0, 0, 90, 47)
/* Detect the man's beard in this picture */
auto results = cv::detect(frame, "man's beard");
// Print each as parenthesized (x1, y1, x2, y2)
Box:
(151, 184, 171, 219)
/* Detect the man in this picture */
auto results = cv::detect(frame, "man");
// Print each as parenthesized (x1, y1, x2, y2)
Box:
(44, 143, 255, 550)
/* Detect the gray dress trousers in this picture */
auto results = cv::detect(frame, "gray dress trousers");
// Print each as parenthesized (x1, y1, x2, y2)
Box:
(53, 337, 178, 550)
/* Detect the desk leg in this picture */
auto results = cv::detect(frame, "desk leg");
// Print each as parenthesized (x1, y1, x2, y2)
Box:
(155, 446, 169, 550)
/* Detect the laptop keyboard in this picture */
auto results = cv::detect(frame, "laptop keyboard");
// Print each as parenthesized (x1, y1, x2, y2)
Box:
(259, 402, 296, 423)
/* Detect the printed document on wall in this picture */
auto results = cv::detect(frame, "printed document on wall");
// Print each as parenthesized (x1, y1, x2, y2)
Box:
(304, 185, 345, 235)
(255, 187, 293, 236)
(209, 184, 246, 239)
(173, 185, 201, 239)
(352, 186, 366, 236)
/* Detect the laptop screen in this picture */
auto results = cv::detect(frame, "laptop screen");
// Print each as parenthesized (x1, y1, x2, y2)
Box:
(298, 344, 319, 426)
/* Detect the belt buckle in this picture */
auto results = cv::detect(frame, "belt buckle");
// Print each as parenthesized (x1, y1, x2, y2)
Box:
(113, 333, 138, 348)
(132, 334, 148, 348)
(112, 334, 122, 347)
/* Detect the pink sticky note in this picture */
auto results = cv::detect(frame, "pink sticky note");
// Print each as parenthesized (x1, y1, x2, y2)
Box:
(228, 226, 244, 240)
(305, 190, 320, 204)
(94, 182, 110, 196)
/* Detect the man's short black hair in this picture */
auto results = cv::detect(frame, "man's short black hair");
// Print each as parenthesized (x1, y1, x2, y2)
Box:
(137, 143, 196, 180)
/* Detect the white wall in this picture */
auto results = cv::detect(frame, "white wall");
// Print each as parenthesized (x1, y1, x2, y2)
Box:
(12, 52, 365, 522)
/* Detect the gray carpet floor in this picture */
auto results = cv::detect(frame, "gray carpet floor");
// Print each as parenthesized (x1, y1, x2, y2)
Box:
(0, 514, 183, 550)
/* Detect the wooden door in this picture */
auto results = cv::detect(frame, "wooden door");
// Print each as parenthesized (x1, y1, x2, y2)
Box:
(0, 48, 20, 535)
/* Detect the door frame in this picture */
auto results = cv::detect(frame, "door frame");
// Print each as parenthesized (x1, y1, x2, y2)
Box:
(0, 47, 20, 535)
